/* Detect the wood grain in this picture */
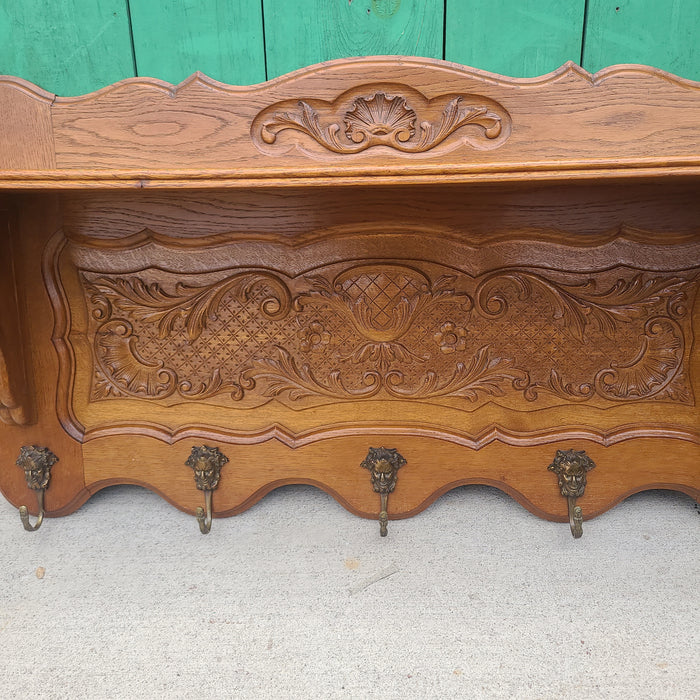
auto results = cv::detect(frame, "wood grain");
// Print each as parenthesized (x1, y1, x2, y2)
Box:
(0, 195, 84, 515)
(73, 436, 699, 522)
(0, 79, 55, 170)
(57, 182, 700, 242)
(583, 0, 700, 80)
(0, 210, 30, 425)
(49, 228, 699, 440)
(0, 58, 697, 529)
(262, 0, 444, 79)
(446, 0, 586, 78)
(129, 0, 266, 86)
(0, 59, 698, 187)
(0, 0, 134, 95)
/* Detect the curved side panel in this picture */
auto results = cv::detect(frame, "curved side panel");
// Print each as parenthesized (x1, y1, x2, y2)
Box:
(0, 195, 85, 517)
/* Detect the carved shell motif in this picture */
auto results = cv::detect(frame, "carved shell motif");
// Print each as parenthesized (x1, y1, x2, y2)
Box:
(257, 88, 508, 154)
(344, 93, 415, 144)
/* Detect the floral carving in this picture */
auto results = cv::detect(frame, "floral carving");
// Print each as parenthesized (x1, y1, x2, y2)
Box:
(93, 320, 177, 399)
(258, 90, 506, 154)
(475, 272, 686, 341)
(434, 322, 468, 354)
(242, 344, 527, 402)
(86, 271, 292, 341)
(82, 264, 696, 408)
(474, 271, 694, 403)
(297, 320, 331, 352)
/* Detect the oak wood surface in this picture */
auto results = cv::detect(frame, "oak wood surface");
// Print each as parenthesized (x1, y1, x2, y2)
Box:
(0, 58, 697, 527)
(4, 0, 699, 95)
(0, 208, 29, 425)
(0, 195, 84, 515)
(1, 59, 699, 187)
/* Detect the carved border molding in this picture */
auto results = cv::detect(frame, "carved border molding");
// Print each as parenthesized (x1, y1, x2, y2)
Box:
(30, 60, 699, 104)
(252, 84, 511, 155)
(79, 420, 700, 449)
(43, 228, 700, 444)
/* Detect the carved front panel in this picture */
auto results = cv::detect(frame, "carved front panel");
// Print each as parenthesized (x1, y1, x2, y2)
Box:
(78, 261, 697, 411)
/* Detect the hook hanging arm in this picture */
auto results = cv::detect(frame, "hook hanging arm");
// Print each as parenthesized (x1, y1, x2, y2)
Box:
(196, 490, 213, 534)
(19, 489, 45, 532)
(568, 496, 583, 539)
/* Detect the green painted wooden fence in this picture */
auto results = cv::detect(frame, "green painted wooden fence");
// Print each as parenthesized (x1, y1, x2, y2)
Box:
(1, 0, 698, 95)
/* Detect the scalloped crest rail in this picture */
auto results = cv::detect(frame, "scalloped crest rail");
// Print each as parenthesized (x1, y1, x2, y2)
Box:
(0, 57, 698, 537)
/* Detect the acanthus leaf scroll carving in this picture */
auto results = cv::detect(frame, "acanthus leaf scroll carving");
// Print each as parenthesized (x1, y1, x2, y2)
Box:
(85, 271, 293, 401)
(253, 85, 510, 155)
(80, 263, 697, 409)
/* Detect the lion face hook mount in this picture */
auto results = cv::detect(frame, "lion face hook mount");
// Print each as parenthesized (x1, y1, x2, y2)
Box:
(186, 445, 229, 534)
(548, 449, 596, 539)
(16, 445, 58, 532)
(361, 447, 407, 537)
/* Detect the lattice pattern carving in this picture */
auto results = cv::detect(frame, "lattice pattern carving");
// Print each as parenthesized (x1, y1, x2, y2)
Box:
(82, 264, 697, 409)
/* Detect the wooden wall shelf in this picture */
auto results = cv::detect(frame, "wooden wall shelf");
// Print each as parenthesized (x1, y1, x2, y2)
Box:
(1, 57, 698, 537)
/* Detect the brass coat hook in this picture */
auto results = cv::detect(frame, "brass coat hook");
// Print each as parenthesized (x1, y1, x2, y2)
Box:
(186, 445, 229, 534)
(361, 447, 406, 537)
(547, 449, 596, 539)
(16, 445, 58, 532)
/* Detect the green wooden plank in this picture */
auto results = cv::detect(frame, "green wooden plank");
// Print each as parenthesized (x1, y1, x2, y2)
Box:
(129, 0, 265, 86)
(264, 0, 444, 79)
(0, 1, 134, 95)
(445, 1, 586, 78)
(583, 1, 700, 79)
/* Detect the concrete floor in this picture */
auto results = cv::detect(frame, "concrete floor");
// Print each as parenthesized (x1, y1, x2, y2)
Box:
(1, 484, 698, 699)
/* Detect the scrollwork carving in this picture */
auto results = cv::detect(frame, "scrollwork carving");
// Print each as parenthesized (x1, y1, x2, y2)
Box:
(82, 264, 696, 408)
(253, 86, 510, 155)
(85, 271, 292, 341)
(594, 317, 686, 401)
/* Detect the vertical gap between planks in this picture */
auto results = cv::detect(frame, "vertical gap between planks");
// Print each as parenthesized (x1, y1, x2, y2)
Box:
(442, 0, 448, 60)
(124, 0, 139, 76)
(260, 0, 269, 81)
(580, 0, 590, 68)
